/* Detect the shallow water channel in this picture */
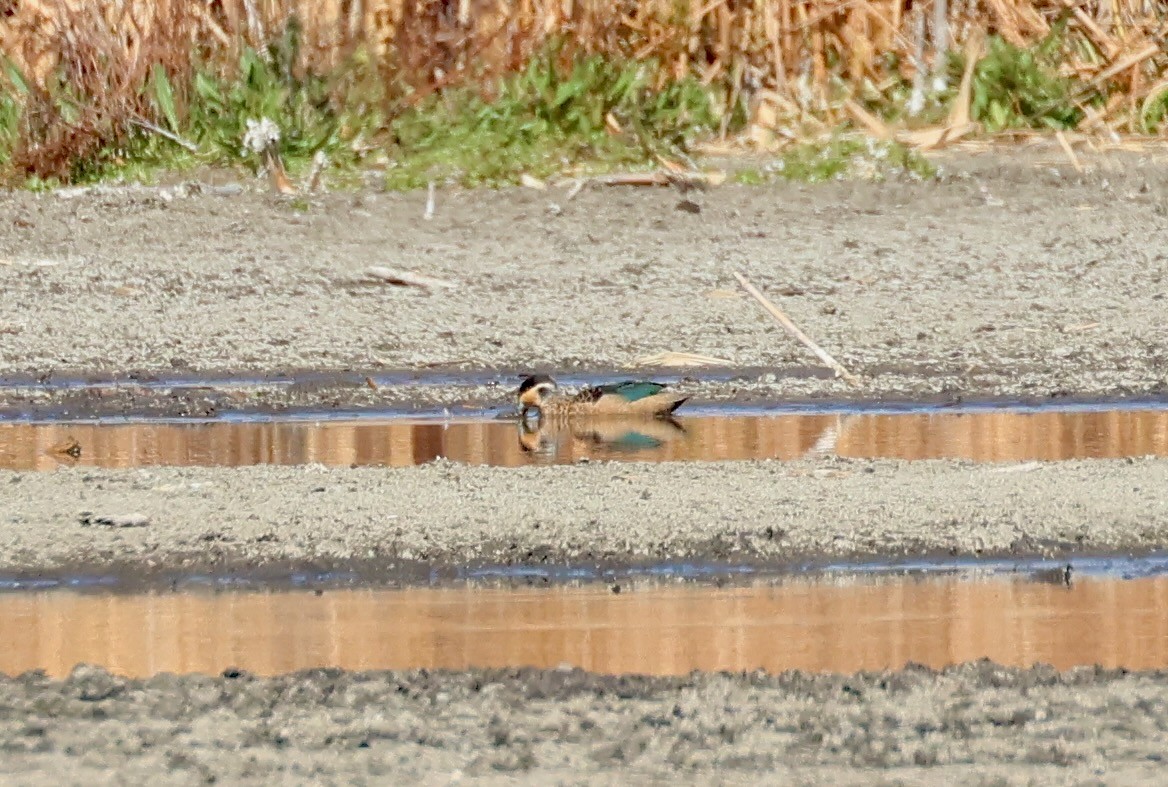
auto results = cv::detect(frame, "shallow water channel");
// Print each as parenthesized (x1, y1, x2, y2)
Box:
(3, 395, 1168, 678)
(4, 405, 1168, 469)
(4, 571, 1168, 678)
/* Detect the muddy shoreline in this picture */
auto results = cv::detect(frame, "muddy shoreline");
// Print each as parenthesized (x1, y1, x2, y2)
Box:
(2, 370, 1166, 423)
(3, 150, 1168, 405)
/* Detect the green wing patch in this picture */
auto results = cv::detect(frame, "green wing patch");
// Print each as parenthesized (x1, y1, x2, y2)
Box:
(597, 381, 666, 402)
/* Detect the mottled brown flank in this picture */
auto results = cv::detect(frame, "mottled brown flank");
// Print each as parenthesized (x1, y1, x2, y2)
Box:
(531, 386, 688, 418)
(573, 386, 605, 404)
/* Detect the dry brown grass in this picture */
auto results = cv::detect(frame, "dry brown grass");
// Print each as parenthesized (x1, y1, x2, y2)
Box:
(2, 0, 1167, 177)
(2, 0, 203, 179)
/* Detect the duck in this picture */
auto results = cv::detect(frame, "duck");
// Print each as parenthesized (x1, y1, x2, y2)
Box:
(516, 374, 689, 419)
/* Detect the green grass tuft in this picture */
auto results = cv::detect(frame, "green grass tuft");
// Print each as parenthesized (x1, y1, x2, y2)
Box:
(734, 137, 936, 185)
(0, 30, 1107, 191)
(969, 29, 1084, 132)
(0, 58, 27, 170)
(383, 49, 718, 189)
(0, 42, 723, 189)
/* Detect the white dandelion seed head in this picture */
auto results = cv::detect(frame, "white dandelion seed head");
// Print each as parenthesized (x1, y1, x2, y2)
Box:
(242, 117, 281, 156)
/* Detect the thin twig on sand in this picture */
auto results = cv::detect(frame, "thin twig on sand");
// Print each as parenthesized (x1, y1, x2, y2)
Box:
(732, 271, 861, 386)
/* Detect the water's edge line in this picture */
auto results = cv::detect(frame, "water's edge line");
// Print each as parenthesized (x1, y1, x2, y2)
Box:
(3, 368, 1168, 425)
(2, 553, 1166, 595)
(7, 395, 1168, 426)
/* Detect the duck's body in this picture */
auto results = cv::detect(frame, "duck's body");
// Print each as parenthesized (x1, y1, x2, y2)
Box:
(517, 375, 688, 420)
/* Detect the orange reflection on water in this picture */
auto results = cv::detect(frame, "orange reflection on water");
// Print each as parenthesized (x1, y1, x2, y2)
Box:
(2, 408, 1168, 471)
(2, 576, 1168, 678)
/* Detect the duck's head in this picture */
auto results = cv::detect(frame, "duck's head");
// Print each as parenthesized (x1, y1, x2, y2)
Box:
(516, 374, 557, 414)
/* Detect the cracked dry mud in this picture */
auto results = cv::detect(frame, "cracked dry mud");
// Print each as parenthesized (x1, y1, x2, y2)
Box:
(3, 148, 1168, 783)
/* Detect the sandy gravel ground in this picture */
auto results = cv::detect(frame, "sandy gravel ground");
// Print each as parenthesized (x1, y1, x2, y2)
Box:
(1, 151, 1167, 410)
(2, 663, 1167, 785)
(0, 458, 1164, 579)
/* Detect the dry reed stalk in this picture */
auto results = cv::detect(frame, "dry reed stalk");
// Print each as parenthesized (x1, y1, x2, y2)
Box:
(4, 0, 1168, 178)
(4, 0, 203, 180)
(1085, 39, 1163, 90)
(950, 29, 983, 128)
(931, 0, 950, 91)
(845, 99, 893, 139)
(896, 28, 981, 148)
(908, 4, 927, 115)
(732, 271, 861, 387)
(5, 1, 1166, 96)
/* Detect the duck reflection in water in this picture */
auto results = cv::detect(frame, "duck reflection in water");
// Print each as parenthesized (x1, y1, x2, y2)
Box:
(517, 415, 688, 459)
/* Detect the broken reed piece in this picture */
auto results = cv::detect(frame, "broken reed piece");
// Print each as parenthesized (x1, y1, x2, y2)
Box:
(591, 170, 724, 190)
(264, 145, 297, 195)
(304, 150, 329, 192)
(848, 29, 983, 152)
(1055, 130, 1084, 172)
(732, 271, 862, 387)
(365, 266, 456, 290)
(633, 351, 735, 367)
(594, 172, 672, 187)
(424, 182, 436, 220)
